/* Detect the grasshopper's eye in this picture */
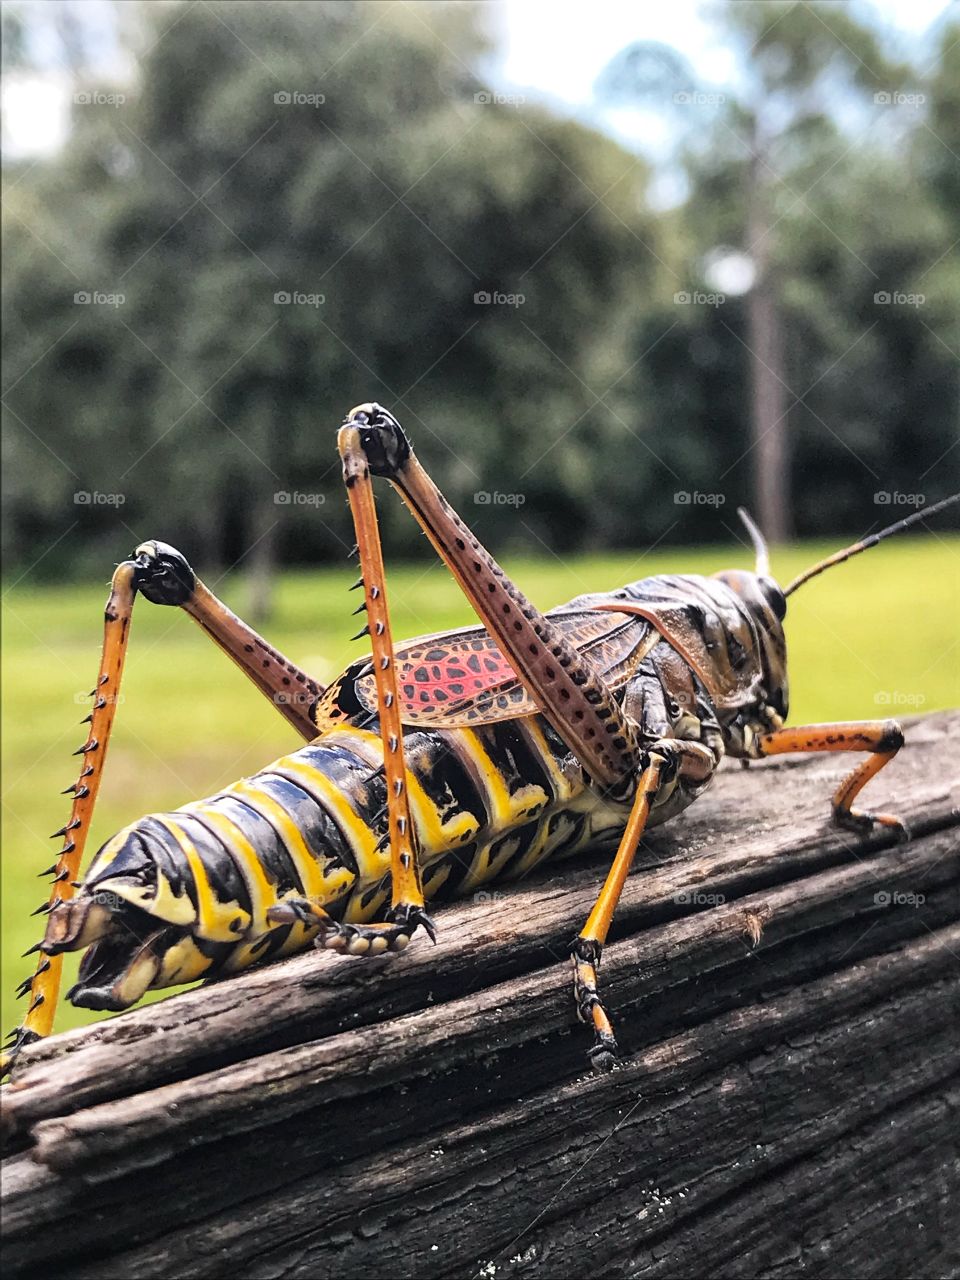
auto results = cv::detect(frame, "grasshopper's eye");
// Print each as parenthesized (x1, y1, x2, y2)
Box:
(759, 577, 786, 621)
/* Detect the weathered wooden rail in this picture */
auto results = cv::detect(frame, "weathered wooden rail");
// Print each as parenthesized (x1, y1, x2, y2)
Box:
(2, 710, 958, 1279)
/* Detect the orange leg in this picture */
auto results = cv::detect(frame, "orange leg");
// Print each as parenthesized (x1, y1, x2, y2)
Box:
(755, 719, 907, 836)
(268, 424, 435, 952)
(572, 738, 721, 1070)
(3, 544, 327, 1077)
(338, 423, 433, 938)
(573, 755, 664, 1071)
(2, 563, 137, 1074)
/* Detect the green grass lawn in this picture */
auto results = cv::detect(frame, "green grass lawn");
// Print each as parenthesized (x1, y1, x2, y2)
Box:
(3, 537, 958, 1038)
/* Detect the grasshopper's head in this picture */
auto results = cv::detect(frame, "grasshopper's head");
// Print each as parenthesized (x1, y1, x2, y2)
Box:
(709, 509, 790, 747)
(709, 492, 960, 750)
(711, 566, 789, 728)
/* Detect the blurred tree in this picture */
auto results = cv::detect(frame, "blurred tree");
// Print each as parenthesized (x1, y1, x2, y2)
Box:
(2, 0, 957, 595)
(598, 0, 912, 542)
(3, 0, 663, 606)
(0, 4, 28, 70)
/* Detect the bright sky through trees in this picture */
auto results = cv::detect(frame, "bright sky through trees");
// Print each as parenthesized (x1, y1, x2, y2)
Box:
(2, 0, 950, 158)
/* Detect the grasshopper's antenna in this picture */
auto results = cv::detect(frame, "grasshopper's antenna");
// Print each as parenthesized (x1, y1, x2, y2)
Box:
(784, 493, 960, 597)
(737, 507, 769, 577)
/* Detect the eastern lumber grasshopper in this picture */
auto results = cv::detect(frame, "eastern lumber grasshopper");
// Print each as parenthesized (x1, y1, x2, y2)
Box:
(5, 405, 957, 1075)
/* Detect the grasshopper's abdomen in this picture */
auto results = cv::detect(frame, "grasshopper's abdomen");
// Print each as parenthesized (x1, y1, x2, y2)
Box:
(45, 716, 627, 1011)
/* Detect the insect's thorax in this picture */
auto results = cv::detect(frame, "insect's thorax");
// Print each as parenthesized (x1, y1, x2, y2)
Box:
(614, 571, 789, 757)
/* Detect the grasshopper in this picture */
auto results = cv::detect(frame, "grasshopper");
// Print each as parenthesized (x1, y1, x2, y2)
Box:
(5, 405, 957, 1074)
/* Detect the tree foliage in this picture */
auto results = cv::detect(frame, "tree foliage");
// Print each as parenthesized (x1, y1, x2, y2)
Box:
(3, 1, 957, 588)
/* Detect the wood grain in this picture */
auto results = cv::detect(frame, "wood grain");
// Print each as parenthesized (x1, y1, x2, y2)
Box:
(2, 710, 958, 1279)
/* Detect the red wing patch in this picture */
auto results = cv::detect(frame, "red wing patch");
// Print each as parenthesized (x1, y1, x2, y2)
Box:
(399, 637, 517, 703)
(353, 609, 657, 728)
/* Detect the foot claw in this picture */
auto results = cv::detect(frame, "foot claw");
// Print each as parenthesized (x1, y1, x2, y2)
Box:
(836, 809, 911, 841)
(266, 899, 323, 929)
(391, 903, 437, 943)
(268, 898, 436, 960)
(587, 1034, 620, 1074)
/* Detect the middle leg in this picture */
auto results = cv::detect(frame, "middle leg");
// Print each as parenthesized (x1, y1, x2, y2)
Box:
(572, 738, 718, 1070)
(755, 720, 907, 835)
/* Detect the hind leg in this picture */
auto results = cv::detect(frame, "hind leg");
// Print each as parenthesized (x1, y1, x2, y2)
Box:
(3, 543, 326, 1075)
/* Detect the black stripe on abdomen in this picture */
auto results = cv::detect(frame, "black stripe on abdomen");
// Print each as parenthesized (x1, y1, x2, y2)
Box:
(169, 811, 252, 917)
(199, 794, 304, 897)
(473, 721, 556, 804)
(404, 729, 489, 831)
(250, 772, 359, 878)
(136, 816, 200, 909)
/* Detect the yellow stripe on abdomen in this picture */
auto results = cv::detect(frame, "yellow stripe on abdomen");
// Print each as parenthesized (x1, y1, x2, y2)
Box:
(186, 804, 283, 933)
(226, 780, 353, 904)
(154, 816, 251, 943)
(453, 727, 549, 830)
(269, 752, 386, 884)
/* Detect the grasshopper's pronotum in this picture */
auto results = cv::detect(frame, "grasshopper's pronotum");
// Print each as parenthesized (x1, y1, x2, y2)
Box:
(5, 405, 957, 1075)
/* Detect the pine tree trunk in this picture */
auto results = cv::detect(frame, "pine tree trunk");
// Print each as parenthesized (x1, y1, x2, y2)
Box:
(746, 138, 791, 543)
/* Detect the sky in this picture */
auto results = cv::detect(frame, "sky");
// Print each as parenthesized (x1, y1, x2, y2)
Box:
(2, 0, 954, 160)
(490, 0, 952, 155)
(495, 0, 950, 102)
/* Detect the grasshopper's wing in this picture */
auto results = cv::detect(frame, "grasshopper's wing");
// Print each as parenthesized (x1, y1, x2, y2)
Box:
(354, 607, 658, 729)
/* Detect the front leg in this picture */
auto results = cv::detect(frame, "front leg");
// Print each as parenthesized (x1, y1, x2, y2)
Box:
(755, 720, 907, 837)
(344, 404, 638, 796)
